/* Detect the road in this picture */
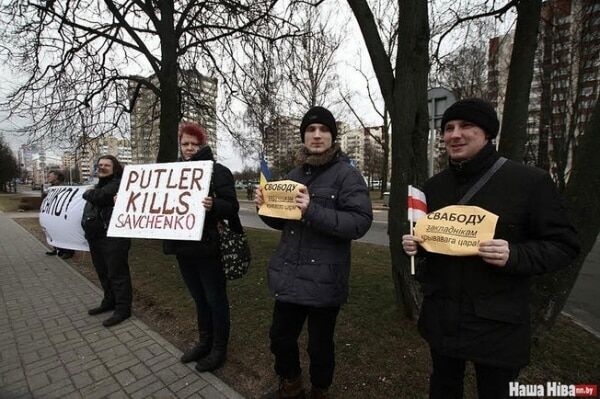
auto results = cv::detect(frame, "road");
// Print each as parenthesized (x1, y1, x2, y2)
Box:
(238, 201, 390, 246)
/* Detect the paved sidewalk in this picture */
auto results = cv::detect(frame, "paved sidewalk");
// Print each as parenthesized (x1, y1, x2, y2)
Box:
(0, 214, 243, 399)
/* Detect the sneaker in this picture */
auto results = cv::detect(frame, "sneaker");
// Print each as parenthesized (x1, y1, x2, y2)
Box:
(59, 251, 74, 259)
(45, 250, 57, 256)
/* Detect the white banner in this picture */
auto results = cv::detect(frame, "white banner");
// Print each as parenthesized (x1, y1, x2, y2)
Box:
(39, 186, 92, 251)
(107, 161, 213, 240)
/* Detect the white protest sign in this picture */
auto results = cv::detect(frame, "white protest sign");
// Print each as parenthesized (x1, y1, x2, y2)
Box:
(39, 185, 91, 251)
(107, 161, 213, 240)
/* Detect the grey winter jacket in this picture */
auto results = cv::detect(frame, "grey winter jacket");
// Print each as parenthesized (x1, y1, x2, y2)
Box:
(260, 149, 373, 307)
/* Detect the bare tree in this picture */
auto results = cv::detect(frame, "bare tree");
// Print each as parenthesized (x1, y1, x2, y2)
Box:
(436, 44, 489, 100)
(340, 74, 390, 199)
(0, 135, 18, 191)
(524, 0, 600, 338)
(0, 1, 296, 162)
(498, 0, 543, 161)
(346, 0, 429, 319)
(284, 5, 344, 110)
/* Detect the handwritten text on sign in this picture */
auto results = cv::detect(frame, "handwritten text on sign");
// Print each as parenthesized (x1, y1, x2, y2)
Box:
(39, 185, 91, 251)
(107, 161, 213, 240)
(258, 180, 306, 220)
(414, 205, 499, 256)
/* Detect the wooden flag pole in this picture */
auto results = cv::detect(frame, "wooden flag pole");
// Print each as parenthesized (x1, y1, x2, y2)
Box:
(408, 186, 415, 275)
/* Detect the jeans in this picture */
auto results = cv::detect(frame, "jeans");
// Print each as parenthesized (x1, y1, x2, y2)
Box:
(429, 349, 521, 399)
(270, 301, 340, 389)
(88, 237, 132, 315)
(176, 255, 230, 350)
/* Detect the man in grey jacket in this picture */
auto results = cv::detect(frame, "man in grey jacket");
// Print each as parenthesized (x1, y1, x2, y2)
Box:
(255, 106, 373, 399)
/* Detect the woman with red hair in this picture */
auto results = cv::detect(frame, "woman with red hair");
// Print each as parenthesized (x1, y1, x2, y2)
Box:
(166, 121, 240, 372)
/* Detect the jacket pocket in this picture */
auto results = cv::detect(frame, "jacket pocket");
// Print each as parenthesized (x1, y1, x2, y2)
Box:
(310, 187, 338, 209)
(268, 256, 292, 295)
(472, 292, 528, 324)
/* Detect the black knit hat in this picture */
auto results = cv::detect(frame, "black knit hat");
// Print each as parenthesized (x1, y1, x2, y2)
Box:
(441, 98, 499, 138)
(300, 106, 338, 142)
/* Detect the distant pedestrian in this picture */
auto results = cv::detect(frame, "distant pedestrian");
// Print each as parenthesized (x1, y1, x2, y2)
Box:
(43, 170, 75, 259)
(256, 106, 373, 398)
(402, 98, 580, 399)
(82, 155, 132, 327)
(247, 182, 254, 200)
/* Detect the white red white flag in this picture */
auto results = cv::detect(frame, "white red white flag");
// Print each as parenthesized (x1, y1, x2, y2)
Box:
(407, 185, 427, 222)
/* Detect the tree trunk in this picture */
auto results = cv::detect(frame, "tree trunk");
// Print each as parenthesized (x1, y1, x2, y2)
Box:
(531, 97, 600, 340)
(497, 0, 542, 161)
(156, 3, 180, 163)
(347, 0, 429, 319)
(387, 1, 430, 319)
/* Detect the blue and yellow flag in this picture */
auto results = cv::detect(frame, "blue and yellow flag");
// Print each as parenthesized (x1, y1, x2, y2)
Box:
(259, 155, 272, 187)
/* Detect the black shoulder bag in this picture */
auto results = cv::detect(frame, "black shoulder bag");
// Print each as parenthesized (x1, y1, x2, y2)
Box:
(212, 162, 251, 280)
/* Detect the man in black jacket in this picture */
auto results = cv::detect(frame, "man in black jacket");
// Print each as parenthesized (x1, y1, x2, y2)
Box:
(82, 155, 132, 327)
(256, 106, 373, 399)
(402, 98, 580, 399)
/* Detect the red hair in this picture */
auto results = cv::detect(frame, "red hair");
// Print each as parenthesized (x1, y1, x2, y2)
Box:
(178, 122, 208, 145)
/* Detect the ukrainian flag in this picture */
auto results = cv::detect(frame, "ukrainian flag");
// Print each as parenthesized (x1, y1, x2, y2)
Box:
(259, 155, 272, 187)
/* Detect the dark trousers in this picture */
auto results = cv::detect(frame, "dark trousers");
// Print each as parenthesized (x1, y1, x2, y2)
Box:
(270, 301, 340, 389)
(429, 349, 521, 399)
(176, 255, 230, 350)
(88, 237, 132, 315)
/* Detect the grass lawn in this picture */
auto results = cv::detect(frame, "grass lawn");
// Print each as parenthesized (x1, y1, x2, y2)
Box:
(0, 195, 24, 212)
(15, 218, 600, 398)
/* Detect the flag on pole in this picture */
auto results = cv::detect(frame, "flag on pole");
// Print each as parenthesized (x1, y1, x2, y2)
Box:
(259, 154, 272, 187)
(407, 185, 427, 222)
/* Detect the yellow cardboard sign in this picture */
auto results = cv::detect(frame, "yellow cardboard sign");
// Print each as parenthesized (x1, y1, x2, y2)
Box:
(414, 205, 499, 256)
(258, 180, 306, 220)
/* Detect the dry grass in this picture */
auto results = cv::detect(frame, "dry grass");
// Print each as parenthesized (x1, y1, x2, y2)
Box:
(15, 218, 600, 399)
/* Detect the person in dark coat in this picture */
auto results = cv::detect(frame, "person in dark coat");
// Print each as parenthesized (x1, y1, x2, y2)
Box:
(402, 98, 580, 399)
(166, 122, 239, 372)
(43, 170, 75, 259)
(255, 106, 373, 399)
(82, 155, 132, 327)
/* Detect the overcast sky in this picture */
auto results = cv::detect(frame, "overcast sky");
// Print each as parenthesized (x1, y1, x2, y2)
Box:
(0, 1, 515, 172)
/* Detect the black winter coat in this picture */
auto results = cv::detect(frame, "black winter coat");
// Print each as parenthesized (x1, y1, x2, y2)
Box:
(260, 149, 373, 307)
(168, 146, 240, 258)
(82, 175, 121, 240)
(417, 142, 579, 368)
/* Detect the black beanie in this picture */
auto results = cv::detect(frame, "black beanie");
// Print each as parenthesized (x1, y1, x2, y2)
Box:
(300, 106, 338, 142)
(441, 98, 499, 138)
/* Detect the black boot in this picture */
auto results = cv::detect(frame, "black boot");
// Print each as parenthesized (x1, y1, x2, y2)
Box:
(194, 347, 226, 372)
(181, 337, 212, 363)
(102, 311, 130, 327)
(88, 303, 115, 315)
(261, 374, 306, 399)
(310, 386, 328, 399)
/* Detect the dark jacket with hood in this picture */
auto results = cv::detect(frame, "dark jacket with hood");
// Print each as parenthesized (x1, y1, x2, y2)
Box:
(260, 144, 373, 307)
(417, 142, 579, 368)
(168, 145, 240, 258)
(81, 175, 121, 240)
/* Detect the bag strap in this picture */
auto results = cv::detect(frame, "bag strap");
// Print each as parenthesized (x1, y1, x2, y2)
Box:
(458, 157, 507, 205)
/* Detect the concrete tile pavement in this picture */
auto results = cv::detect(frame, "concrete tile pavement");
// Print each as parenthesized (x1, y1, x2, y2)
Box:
(0, 214, 244, 399)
